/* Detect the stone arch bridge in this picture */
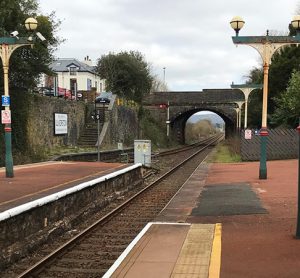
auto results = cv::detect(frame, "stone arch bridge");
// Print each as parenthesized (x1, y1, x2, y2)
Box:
(143, 89, 245, 144)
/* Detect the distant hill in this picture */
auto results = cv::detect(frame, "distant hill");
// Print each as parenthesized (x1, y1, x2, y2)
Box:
(187, 113, 224, 126)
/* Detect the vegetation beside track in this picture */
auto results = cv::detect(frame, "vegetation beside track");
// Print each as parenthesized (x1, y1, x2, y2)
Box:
(208, 137, 241, 163)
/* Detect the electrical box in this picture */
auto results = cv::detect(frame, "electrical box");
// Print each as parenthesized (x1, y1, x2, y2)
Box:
(117, 142, 123, 150)
(134, 140, 151, 167)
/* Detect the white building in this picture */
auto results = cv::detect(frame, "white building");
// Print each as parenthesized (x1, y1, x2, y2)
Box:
(42, 56, 105, 97)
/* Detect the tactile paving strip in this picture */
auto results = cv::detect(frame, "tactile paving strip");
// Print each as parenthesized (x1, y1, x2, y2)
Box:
(171, 224, 215, 277)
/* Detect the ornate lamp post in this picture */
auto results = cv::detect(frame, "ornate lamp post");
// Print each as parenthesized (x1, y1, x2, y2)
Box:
(230, 15, 300, 179)
(162, 67, 170, 137)
(234, 101, 244, 132)
(231, 83, 263, 129)
(0, 17, 38, 178)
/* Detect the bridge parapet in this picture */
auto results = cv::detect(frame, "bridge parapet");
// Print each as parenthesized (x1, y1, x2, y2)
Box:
(143, 89, 244, 143)
(143, 89, 245, 106)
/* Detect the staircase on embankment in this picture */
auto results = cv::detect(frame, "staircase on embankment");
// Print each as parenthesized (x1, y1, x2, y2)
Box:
(78, 97, 114, 148)
(77, 122, 102, 147)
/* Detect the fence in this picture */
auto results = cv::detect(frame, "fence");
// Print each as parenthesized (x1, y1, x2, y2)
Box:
(241, 128, 298, 161)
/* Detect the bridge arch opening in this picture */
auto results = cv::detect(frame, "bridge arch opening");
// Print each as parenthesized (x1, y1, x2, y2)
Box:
(185, 111, 225, 144)
(170, 108, 235, 144)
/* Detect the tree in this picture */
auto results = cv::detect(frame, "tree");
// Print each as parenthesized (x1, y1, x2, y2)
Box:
(185, 120, 215, 143)
(0, 0, 61, 166)
(0, 0, 62, 91)
(244, 45, 300, 128)
(96, 51, 153, 104)
(244, 67, 263, 128)
(272, 70, 300, 127)
(243, 18, 300, 128)
(268, 45, 300, 115)
(151, 75, 168, 92)
(0, 0, 62, 97)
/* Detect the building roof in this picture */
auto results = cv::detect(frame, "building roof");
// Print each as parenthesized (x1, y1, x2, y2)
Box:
(50, 58, 97, 74)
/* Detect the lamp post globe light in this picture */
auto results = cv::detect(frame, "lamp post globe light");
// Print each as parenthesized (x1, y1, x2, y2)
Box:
(25, 17, 38, 31)
(0, 17, 38, 178)
(230, 15, 300, 179)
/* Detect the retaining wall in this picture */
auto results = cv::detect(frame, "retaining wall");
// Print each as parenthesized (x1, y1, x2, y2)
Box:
(0, 164, 143, 270)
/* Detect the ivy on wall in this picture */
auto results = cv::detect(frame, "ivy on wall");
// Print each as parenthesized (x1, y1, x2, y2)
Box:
(0, 91, 87, 167)
(0, 89, 31, 167)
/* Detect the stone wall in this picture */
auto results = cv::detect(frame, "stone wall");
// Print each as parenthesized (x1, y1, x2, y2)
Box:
(0, 93, 87, 166)
(26, 94, 86, 151)
(102, 104, 139, 147)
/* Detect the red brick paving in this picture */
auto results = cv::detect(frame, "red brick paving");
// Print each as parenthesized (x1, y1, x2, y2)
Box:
(188, 160, 300, 278)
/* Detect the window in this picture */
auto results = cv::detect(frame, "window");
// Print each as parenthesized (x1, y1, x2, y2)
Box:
(70, 79, 77, 95)
(69, 66, 77, 76)
(87, 78, 92, 90)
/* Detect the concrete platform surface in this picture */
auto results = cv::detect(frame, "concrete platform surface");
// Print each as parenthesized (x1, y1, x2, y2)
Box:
(2, 158, 299, 277)
(105, 159, 299, 278)
(188, 159, 300, 278)
(105, 223, 221, 278)
(0, 161, 128, 212)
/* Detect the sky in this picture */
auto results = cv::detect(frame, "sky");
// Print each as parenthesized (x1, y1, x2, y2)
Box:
(38, 0, 300, 91)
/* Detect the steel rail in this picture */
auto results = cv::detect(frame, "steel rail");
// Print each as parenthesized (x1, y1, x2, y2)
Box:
(154, 133, 221, 157)
(17, 133, 223, 277)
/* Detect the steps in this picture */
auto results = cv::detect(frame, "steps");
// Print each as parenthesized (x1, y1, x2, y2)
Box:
(78, 122, 101, 147)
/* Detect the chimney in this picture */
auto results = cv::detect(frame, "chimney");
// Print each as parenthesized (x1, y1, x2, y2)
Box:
(83, 55, 93, 66)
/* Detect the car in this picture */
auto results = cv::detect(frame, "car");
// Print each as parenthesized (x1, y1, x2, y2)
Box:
(95, 96, 110, 104)
(95, 92, 112, 104)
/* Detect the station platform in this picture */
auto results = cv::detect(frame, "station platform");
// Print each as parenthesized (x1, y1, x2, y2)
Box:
(1, 159, 299, 277)
(0, 161, 128, 212)
(104, 159, 300, 278)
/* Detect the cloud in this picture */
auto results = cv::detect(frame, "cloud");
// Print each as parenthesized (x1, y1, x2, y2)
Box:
(39, 0, 299, 90)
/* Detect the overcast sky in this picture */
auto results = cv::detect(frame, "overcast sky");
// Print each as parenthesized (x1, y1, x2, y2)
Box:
(38, 0, 300, 91)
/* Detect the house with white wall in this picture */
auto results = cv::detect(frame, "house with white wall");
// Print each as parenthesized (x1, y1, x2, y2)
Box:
(42, 56, 105, 97)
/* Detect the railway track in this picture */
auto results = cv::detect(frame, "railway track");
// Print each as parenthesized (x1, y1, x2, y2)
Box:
(13, 134, 222, 278)
(153, 135, 220, 157)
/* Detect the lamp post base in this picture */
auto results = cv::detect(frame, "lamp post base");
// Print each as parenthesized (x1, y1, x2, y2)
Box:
(259, 128, 268, 180)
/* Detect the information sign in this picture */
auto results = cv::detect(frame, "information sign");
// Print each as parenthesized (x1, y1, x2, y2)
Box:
(54, 113, 68, 135)
(245, 129, 252, 140)
(1, 110, 11, 124)
(1, 95, 10, 107)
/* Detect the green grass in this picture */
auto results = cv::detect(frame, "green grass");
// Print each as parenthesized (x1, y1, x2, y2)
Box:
(45, 146, 97, 158)
(208, 141, 241, 163)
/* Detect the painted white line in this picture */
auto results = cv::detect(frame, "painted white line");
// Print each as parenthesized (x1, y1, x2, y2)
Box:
(256, 188, 267, 194)
(103, 222, 191, 278)
(158, 158, 208, 214)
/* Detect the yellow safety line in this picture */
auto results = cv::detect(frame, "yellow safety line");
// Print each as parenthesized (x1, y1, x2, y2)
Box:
(0, 164, 126, 206)
(209, 223, 222, 278)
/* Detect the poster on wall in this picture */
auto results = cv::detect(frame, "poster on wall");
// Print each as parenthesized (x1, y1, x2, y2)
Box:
(54, 113, 68, 135)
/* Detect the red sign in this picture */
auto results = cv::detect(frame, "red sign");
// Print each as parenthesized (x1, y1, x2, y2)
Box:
(245, 129, 252, 140)
(1, 110, 11, 124)
(159, 104, 168, 109)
